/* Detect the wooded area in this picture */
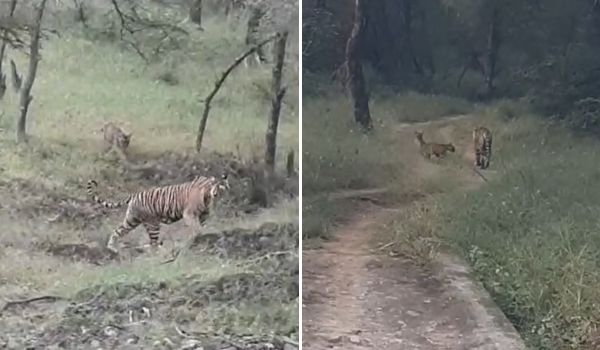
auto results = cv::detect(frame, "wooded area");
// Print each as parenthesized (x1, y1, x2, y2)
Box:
(303, 0, 600, 129)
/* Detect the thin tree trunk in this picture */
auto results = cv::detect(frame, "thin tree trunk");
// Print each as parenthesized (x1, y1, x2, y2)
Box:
(345, 0, 372, 131)
(0, 0, 18, 99)
(189, 0, 202, 28)
(403, 0, 423, 76)
(286, 149, 295, 178)
(17, 0, 47, 143)
(265, 31, 288, 172)
(196, 35, 277, 152)
(483, 7, 500, 97)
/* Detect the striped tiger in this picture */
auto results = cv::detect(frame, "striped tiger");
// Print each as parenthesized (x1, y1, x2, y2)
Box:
(101, 122, 132, 158)
(473, 126, 492, 169)
(414, 131, 456, 159)
(87, 174, 230, 253)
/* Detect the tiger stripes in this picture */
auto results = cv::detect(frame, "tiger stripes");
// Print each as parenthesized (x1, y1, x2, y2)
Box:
(87, 174, 230, 253)
(473, 126, 492, 169)
(101, 122, 132, 158)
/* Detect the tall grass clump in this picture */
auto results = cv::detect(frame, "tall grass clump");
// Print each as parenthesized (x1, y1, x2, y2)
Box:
(433, 107, 600, 349)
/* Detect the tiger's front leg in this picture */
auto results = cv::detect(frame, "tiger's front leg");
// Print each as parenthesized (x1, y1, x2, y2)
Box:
(183, 208, 201, 234)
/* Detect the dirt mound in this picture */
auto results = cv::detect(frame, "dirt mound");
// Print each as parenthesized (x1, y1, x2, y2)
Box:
(28, 267, 298, 349)
(98, 151, 298, 215)
(41, 242, 116, 265)
(0, 178, 105, 228)
(189, 222, 298, 259)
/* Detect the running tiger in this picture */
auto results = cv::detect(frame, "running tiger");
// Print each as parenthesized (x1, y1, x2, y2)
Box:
(473, 126, 492, 169)
(101, 122, 132, 158)
(87, 174, 230, 253)
(414, 131, 456, 159)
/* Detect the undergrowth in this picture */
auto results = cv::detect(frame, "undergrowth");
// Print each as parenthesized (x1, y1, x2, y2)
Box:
(0, 4, 298, 349)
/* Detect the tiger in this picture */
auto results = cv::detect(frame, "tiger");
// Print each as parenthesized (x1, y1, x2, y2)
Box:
(473, 126, 492, 169)
(100, 122, 132, 158)
(87, 174, 230, 254)
(414, 131, 456, 159)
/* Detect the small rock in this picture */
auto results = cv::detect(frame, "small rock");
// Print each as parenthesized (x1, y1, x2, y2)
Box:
(163, 337, 175, 348)
(180, 339, 203, 350)
(327, 335, 343, 343)
(104, 327, 118, 337)
(406, 310, 420, 317)
(90, 339, 101, 348)
(348, 335, 361, 344)
(127, 336, 139, 344)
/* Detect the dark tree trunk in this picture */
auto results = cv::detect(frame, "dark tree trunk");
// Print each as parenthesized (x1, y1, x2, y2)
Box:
(265, 31, 288, 172)
(0, 0, 18, 100)
(17, 0, 47, 143)
(10, 59, 21, 92)
(402, 0, 423, 76)
(483, 7, 500, 97)
(286, 149, 295, 178)
(189, 0, 202, 28)
(418, 6, 435, 77)
(345, 0, 372, 131)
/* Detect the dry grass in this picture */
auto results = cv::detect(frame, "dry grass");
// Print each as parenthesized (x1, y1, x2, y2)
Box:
(0, 5, 298, 349)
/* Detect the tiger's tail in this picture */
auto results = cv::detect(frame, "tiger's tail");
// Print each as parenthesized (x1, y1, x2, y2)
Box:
(86, 180, 131, 209)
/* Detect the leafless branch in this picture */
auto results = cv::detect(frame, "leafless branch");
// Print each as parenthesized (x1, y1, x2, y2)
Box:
(195, 33, 279, 152)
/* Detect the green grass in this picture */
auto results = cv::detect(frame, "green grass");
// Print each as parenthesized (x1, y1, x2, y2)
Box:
(305, 84, 600, 348)
(431, 114, 600, 349)
(0, 6, 298, 348)
(302, 86, 474, 239)
(378, 100, 600, 349)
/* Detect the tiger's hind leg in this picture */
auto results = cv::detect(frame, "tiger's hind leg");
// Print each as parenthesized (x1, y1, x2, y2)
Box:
(107, 212, 141, 254)
(143, 221, 163, 248)
(474, 147, 482, 168)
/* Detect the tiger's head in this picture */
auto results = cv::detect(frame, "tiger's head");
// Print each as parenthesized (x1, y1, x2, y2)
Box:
(209, 173, 230, 198)
(121, 132, 132, 148)
(446, 143, 456, 152)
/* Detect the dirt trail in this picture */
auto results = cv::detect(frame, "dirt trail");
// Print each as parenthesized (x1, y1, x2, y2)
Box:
(302, 116, 526, 350)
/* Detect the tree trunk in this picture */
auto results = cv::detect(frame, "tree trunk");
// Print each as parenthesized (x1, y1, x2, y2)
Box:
(483, 7, 500, 97)
(265, 31, 288, 172)
(345, 0, 372, 131)
(0, 0, 18, 100)
(17, 0, 47, 143)
(286, 149, 295, 178)
(402, 0, 423, 76)
(189, 0, 202, 28)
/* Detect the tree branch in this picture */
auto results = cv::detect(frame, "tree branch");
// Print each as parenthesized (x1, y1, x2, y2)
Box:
(195, 34, 279, 152)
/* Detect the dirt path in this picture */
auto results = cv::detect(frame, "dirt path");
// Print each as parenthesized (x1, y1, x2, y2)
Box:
(302, 116, 526, 350)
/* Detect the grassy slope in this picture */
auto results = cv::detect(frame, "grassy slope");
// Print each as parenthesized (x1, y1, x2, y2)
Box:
(0, 9, 298, 348)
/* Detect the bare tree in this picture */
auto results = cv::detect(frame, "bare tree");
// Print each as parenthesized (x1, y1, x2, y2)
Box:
(196, 35, 277, 152)
(0, 0, 19, 100)
(109, 0, 189, 62)
(483, 6, 500, 97)
(265, 31, 288, 172)
(345, 0, 372, 131)
(17, 0, 47, 143)
(189, 0, 203, 29)
(286, 149, 295, 178)
(10, 59, 21, 92)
